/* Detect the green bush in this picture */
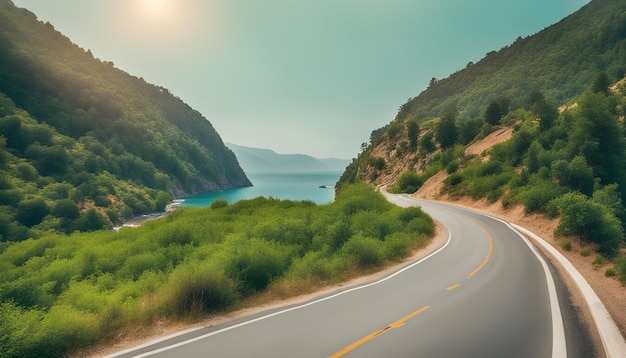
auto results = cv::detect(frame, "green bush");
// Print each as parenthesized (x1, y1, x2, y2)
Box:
(605, 267, 616, 277)
(340, 233, 384, 268)
(446, 159, 460, 174)
(444, 173, 464, 186)
(210, 199, 228, 209)
(519, 179, 566, 214)
(551, 192, 623, 256)
(224, 237, 294, 294)
(592, 255, 606, 268)
(393, 171, 424, 194)
(614, 257, 626, 284)
(163, 265, 237, 317)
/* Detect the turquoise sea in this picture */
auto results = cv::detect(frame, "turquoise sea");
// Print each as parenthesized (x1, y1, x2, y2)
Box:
(181, 171, 342, 207)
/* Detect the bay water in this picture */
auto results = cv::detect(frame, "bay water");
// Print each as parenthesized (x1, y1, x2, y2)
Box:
(181, 171, 342, 207)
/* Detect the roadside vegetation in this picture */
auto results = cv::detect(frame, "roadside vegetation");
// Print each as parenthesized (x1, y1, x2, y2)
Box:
(0, 183, 434, 357)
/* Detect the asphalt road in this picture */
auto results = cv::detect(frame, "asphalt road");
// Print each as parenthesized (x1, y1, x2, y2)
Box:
(110, 193, 566, 358)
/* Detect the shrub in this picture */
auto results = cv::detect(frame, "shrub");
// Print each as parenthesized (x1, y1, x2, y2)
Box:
(520, 180, 565, 214)
(560, 241, 572, 251)
(477, 160, 504, 176)
(384, 232, 418, 260)
(352, 211, 396, 240)
(551, 192, 624, 256)
(397, 206, 428, 224)
(288, 251, 343, 282)
(605, 267, 616, 277)
(592, 255, 606, 268)
(369, 157, 386, 171)
(340, 234, 384, 268)
(445, 173, 463, 186)
(163, 266, 237, 317)
(210, 199, 228, 209)
(614, 257, 626, 284)
(394, 171, 424, 194)
(446, 159, 460, 174)
(224, 238, 293, 295)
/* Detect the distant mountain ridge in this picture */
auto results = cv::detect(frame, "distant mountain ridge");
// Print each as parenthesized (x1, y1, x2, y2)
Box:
(227, 143, 349, 172)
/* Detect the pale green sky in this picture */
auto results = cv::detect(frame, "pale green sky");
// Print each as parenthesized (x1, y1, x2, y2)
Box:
(13, 0, 589, 158)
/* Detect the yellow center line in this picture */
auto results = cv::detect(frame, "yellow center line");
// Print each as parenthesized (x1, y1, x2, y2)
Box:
(467, 220, 494, 278)
(446, 283, 461, 291)
(328, 306, 431, 358)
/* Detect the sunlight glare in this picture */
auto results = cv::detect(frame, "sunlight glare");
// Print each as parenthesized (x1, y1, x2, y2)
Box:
(109, 0, 219, 49)
(143, 0, 170, 17)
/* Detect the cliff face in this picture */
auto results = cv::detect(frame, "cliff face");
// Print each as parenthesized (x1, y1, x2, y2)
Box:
(0, 0, 250, 197)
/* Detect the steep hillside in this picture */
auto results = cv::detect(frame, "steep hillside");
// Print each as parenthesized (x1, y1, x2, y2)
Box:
(338, 0, 626, 258)
(395, 0, 626, 121)
(0, 1, 250, 195)
(227, 143, 350, 172)
(0, 1, 250, 237)
(340, 0, 626, 191)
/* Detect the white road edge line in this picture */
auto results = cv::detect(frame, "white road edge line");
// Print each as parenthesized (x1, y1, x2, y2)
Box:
(406, 197, 568, 358)
(508, 223, 567, 358)
(512, 224, 626, 358)
(407, 192, 626, 358)
(105, 219, 452, 358)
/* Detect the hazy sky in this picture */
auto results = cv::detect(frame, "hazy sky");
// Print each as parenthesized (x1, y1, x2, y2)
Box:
(13, 0, 589, 159)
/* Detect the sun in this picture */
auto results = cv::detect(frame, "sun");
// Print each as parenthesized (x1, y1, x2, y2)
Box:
(111, 0, 216, 48)
(142, 0, 170, 16)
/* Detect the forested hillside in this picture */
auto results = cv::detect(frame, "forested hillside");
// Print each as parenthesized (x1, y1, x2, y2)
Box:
(394, 0, 626, 121)
(0, 1, 250, 238)
(339, 0, 626, 261)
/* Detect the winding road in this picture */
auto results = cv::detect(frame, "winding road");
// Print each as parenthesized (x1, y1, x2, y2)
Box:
(110, 192, 578, 357)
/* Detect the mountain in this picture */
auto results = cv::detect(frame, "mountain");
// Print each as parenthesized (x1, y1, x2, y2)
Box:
(394, 0, 626, 122)
(227, 143, 350, 172)
(337, 0, 626, 256)
(339, 0, 626, 190)
(0, 0, 250, 238)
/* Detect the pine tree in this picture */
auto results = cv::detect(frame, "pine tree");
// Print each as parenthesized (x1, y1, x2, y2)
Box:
(436, 111, 458, 150)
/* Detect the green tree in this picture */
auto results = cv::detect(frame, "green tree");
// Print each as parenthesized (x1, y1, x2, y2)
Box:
(590, 71, 610, 95)
(406, 119, 420, 151)
(568, 92, 625, 186)
(484, 101, 502, 125)
(418, 131, 436, 153)
(52, 199, 80, 220)
(435, 111, 458, 150)
(532, 100, 558, 131)
(459, 118, 483, 145)
(70, 208, 108, 232)
(551, 156, 594, 196)
(525, 90, 545, 108)
(16, 198, 50, 227)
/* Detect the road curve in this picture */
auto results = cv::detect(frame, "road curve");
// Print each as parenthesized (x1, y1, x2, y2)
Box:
(109, 193, 565, 358)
